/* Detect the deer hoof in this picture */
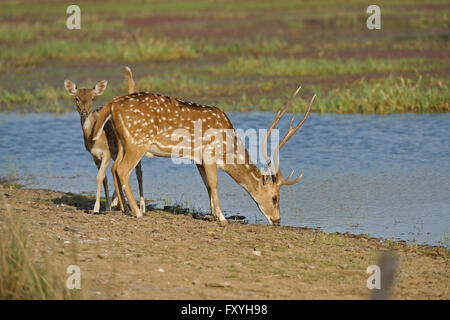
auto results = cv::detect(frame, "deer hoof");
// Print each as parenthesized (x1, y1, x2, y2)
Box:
(123, 209, 133, 217)
(111, 197, 119, 207)
(218, 218, 228, 225)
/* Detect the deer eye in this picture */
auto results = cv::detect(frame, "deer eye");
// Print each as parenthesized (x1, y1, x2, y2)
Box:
(272, 195, 277, 204)
(91, 98, 95, 101)
(75, 97, 79, 102)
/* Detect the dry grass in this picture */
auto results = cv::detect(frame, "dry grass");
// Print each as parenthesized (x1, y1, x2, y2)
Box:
(0, 187, 79, 299)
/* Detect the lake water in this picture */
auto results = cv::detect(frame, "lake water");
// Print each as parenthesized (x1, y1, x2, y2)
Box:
(0, 111, 449, 247)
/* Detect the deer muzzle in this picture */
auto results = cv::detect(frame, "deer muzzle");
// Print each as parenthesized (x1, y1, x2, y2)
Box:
(271, 218, 280, 226)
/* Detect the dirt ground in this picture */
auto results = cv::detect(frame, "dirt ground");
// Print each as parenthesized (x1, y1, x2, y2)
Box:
(0, 184, 448, 299)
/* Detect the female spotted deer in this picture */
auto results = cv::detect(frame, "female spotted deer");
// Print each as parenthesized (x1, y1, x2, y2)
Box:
(64, 67, 145, 214)
(93, 86, 315, 224)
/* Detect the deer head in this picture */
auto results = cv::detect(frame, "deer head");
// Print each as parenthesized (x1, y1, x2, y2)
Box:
(64, 80, 107, 120)
(254, 86, 316, 226)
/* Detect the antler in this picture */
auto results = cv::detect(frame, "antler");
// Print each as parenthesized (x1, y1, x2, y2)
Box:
(262, 86, 316, 186)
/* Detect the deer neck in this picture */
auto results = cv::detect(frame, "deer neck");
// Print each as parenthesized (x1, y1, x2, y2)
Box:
(222, 150, 262, 197)
(80, 112, 98, 141)
(80, 113, 88, 126)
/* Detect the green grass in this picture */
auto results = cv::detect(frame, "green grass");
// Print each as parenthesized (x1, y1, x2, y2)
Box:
(208, 57, 443, 77)
(0, 35, 294, 70)
(0, 0, 448, 69)
(236, 76, 450, 113)
(316, 76, 450, 113)
(0, 38, 197, 67)
(0, 86, 65, 112)
(0, 0, 448, 114)
(0, 73, 448, 114)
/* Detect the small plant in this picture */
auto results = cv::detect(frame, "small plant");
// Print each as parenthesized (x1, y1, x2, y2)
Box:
(0, 194, 74, 299)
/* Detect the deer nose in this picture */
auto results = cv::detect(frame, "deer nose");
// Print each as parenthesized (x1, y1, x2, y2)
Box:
(271, 218, 280, 226)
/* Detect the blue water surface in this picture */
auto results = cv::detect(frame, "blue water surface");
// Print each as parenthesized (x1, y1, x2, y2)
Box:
(0, 112, 449, 246)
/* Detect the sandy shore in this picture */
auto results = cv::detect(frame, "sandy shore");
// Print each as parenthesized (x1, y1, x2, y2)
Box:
(0, 184, 448, 299)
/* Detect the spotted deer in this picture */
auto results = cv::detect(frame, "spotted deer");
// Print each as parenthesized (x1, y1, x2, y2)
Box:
(64, 67, 145, 214)
(93, 86, 315, 224)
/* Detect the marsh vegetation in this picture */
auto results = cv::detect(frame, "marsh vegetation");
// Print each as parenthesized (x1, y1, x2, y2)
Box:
(0, 0, 448, 113)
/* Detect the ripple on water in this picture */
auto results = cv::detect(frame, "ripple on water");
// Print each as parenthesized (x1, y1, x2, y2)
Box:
(0, 112, 449, 246)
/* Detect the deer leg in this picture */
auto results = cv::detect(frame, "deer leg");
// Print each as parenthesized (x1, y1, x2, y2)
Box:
(110, 190, 118, 208)
(135, 161, 145, 213)
(112, 160, 126, 212)
(111, 132, 126, 212)
(202, 162, 227, 222)
(93, 159, 102, 214)
(116, 148, 146, 218)
(196, 164, 215, 215)
(103, 174, 111, 212)
(93, 155, 110, 214)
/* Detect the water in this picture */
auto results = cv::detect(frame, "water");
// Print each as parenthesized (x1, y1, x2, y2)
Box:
(1, 112, 449, 246)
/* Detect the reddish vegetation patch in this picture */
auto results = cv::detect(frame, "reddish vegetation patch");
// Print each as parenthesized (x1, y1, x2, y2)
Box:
(120, 14, 288, 41)
(125, 15, 215, 27)
(270, 48, 450, 61)
(330, 49, 449, 60)
(411, 4, 450, 10)
(1, 16, 28, 23)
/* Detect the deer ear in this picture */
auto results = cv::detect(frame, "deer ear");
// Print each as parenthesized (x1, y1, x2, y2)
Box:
(64, 80, 77, 96)
(93, 80, 107, 96)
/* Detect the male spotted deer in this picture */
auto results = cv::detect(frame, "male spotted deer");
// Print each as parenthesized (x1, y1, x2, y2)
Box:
(93, 86, 315, 224)
(64, 67, 145, 214)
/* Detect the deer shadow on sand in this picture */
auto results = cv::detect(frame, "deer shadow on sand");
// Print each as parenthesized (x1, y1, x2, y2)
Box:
(52, 193, 97, 213)
(52, 192, 247, 223)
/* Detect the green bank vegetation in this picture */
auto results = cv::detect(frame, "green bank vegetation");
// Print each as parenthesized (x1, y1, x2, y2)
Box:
(240, 76, 450, 113)
(0, 0, 448, 114)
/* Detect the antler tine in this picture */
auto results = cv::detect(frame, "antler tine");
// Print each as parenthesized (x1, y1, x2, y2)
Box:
(276, 93, 315, 155)
(286, 169, 295, 181)
(281, 170, 304, 186)
(262, 85, 302, 174)
(272, 93, 315, 181)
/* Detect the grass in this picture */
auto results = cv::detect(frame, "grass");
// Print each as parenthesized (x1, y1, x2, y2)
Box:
(0, 0, 448, 68)
(0, 0, 448, 114)
(316, 76, 450, 113)
(240, 75, 450, 114)
(0, 35, 293, 70)
(0, 86, 65, 112)
(219, 75, 450, 113)
(210, 57, 444, 77)
(0, 157, 20, 185)
(0, 73, 448, 114)
(0, 192, 77, 299)
(439, 232, 449, 249)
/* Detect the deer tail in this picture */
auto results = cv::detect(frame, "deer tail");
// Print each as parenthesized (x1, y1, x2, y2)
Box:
(94, 67, 134, 140)
(93, 102, 113, 141)
(125, 66, 135, 94)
